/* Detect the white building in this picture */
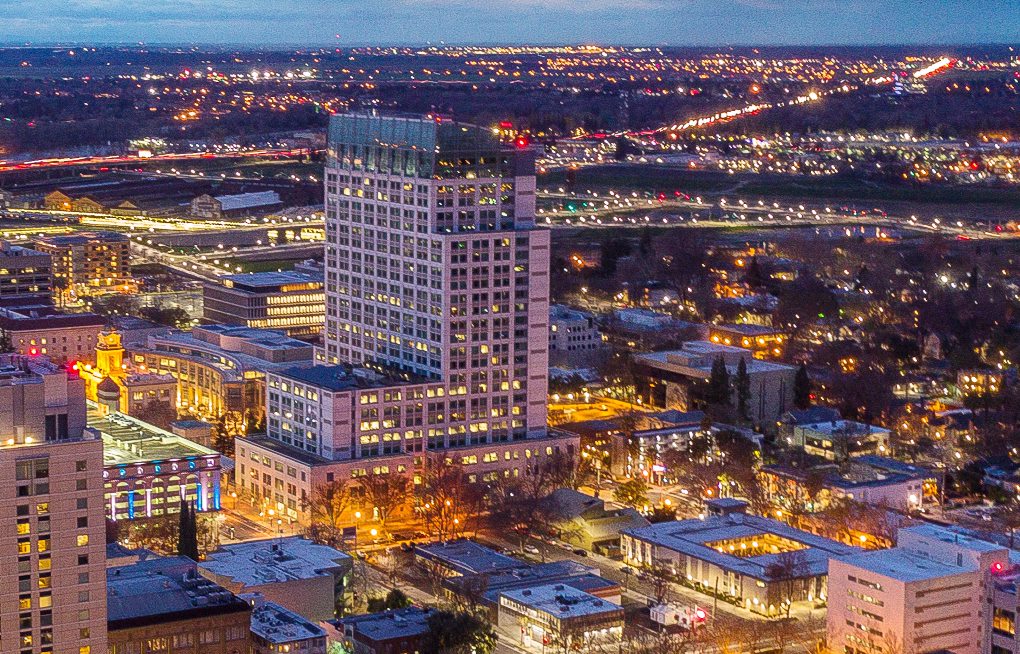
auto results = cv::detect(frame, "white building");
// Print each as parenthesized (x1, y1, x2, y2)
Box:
(827, 524, 1009, 654)
(239, 112, 578, 524)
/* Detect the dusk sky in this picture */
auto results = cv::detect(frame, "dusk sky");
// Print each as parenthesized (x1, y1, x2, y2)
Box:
(4, 0, 1019, 46)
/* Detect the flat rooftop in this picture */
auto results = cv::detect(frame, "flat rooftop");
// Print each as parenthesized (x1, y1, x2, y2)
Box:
(833, 548, 976, 583)
(250, 602, 325, 644)
(499, 583, 622, 619)
(107, 556, 248, 626)
(219, 271, 323, 292)
(415, 539, 523, 576)
(636, 343, 794, 375)
(278, 364, 422, 392)
(332, 606, 434, 642)
(199, 537, 351, 587)
(797, 420, 890, 436)
(623, 514, 859, 581)
(87, 408, 219, 467)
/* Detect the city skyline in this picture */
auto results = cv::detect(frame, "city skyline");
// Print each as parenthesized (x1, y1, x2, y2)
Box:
(4, 0, 1020, 47)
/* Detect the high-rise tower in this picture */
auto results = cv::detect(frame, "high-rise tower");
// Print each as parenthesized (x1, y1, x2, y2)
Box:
(322, 112, 549, 442)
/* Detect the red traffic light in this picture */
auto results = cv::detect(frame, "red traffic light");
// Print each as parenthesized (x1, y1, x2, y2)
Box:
(514, 136, 529, 149)
(992, 562, 1004, 573)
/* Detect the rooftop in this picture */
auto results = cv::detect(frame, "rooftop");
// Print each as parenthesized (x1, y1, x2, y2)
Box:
(832, 548, 975, 583)
(623, 513, 859, 581)
(250, 601, 325, 644)
(199, 537, 351, 587)
(219, 271, 323, 292)
(710, 323, 785, 336)
(499, 583, 623, 619)
(107, 556, 248, 627)
(35, 230, 128, 246)
(796, 420, 890, 437)
(210, 191, 281, 212)
(277, 364, 419, 392)
(331, 606, 434, 643)
(415, 539, 524, 576)
(87, 408, 219, 467)
(636, 342, 795, 375)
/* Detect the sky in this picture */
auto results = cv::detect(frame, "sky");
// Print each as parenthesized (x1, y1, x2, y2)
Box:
(3, 0, 1019, 46)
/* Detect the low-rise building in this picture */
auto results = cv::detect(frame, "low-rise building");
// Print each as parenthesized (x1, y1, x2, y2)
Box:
(248, 599, 326, 654)
(549, 304, 604, 364)
(325, 607, 434, 654)
(707, 323, 787, 359)
(198, 537, 353, 622)
(789, 420, 891, 460)
(190, 191, 283, 220)
(88, 408, 223, 520)
(0, 304, 106, 363)
(827, 524, 1009, 654)
(81, 329, 177, 421)
(542, 487, 650, 552)
(634, 342, 796, 431)
(203, 271, 325, 338)
(498, 583, 624, 651)
(106, 556, 252, 654)
(761, 460, 926, 513)
(622, 512, 860, 615)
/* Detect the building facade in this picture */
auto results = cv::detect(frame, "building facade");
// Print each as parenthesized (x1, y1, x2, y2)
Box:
(236, 112, 579, 525)
(204, 272, 325, 339)
(0, 354, 109, 654)
(0, 306, 106, 364)
(33, 232, 131, 294)
(0, 241, 53, 307)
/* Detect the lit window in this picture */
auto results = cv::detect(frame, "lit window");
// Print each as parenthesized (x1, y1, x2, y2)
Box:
(77, 535, 89, 547)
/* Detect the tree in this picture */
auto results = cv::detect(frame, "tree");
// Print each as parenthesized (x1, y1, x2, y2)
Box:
(794, 363, 811, 410)
(706, 356, 730, 406)
(763, 549, 810, 618)
(614, 478, 649, 510)
(133, 401, 177, 431)
(177, 501, 199, 561)
(421, 610, 497, 654)
(360, 474, 410, 533)
(735, 357, 751, 421)
(304, 478, 353, 546)
(366, 588, 412, 613)
(418, 460, 474, 541)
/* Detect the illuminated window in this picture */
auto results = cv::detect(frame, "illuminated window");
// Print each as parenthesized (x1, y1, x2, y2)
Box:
(77, 535, 89, 547)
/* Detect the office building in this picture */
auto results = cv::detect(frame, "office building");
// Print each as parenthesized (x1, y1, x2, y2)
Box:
(0, 241, 53, 307)
(0, 354, 108, 654)
(238, 112, 578, 523)
(622, 512, 859, 616)
(249, 599, 326, 654)
(129, 324, 313, 421)
(827, 524, 1009, 654)
(203, 272, 325, 338)
(633, 341, 797, 430)
(33, 231, 131, 294)
(0, 305, 106, 364)
(106, 556, 251, 654)
(761, 459, 926, 513)
(198, 537, 352, 622)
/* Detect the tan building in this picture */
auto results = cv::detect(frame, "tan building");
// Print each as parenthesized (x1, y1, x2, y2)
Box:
(0, 241, 53, 307)
(0, 354, 109, 654)
(0, 305, 107, 364)
(33, 231, 131, 295)
(80, 330, 176, 420)
(128, 325, 314, 422)
(107, 556, 251, 654)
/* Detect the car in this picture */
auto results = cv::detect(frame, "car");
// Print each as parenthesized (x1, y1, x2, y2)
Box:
(572, 548, 588, 557)
(524, 544, 540, 555)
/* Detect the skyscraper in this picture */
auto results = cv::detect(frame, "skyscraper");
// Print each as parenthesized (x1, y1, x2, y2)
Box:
(239, 113, 576, 523)
(322, 112, 548, 441)
(0, 354, 108, 654)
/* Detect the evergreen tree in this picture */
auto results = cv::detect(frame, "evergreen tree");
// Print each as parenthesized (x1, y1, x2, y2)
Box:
(707, 356, 730, 405)
(794, 363, 811, 410)
(735, 357, 751, 420)
(177, 501, 199, 561)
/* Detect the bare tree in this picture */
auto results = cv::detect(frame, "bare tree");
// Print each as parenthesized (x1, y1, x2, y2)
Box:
(303, 478, 352, 546)
(360, 474, 410, 534)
